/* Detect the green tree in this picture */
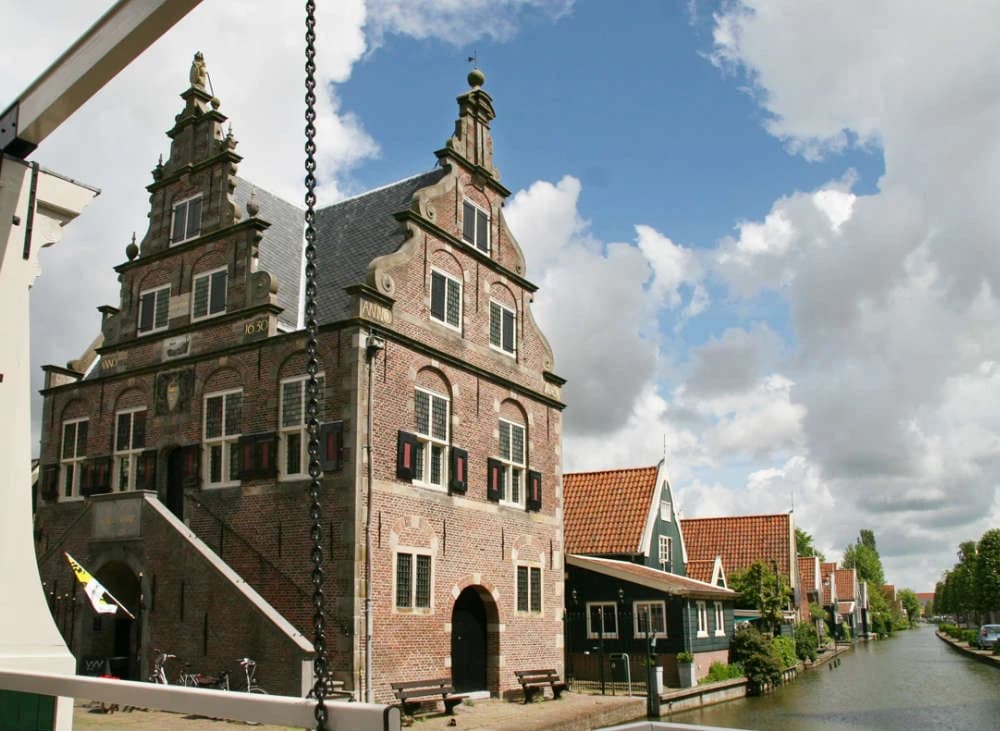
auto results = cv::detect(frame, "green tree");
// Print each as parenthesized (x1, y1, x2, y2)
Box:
(796, 528, 825, 561)
(793, 621, 819, 661)
(729, 626, 782, 695)
(729, 561, 792, 633)
(975, 529, 1000, 616)
(897, 588, 921, 626)
(843, 530, 885, 588)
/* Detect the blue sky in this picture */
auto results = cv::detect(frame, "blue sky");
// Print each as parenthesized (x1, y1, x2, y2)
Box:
(7, 0, 1000, 593)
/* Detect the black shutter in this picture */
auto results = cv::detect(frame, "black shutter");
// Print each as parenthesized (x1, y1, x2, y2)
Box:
(319, 421, 344, 472)
(527, 470, 542, 512)
(210, 270, 227, 314)
(40, 465, 59, 501)
(137, 449, 158, 491)
(180, 444, 201, 489)
(138, 292, 154, 332)
(430, 272, 445, 321)
(486, 457, 504, 502)
(476, 209, 489, 252)
(462, 202, 476, 243)
(396, 431, 418, 481)
(502, 308, 515, 353)
(449, 447, 468, 494)
(237, 433, 277, 480)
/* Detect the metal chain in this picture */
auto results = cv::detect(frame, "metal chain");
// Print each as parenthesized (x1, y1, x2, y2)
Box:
(304, 2, 329, 728)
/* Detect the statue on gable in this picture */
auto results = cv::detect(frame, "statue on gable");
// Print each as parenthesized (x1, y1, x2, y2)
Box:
(190, 51, 208, 90)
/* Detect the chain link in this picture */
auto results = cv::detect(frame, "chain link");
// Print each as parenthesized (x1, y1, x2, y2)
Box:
(304, 2, 328, 728)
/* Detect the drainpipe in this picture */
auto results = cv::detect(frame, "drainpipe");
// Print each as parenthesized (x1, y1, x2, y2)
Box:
(364, 331, 384, 704)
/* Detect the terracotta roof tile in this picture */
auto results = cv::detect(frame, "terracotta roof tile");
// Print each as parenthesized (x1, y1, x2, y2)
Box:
(820, 562, 839, 605)
(564, 466, 659, 555)
(686, 559, 717, 584)
(680, 514, 795, 586)
(567, 555, 736, 599)
(835, 568, 857, 600)
(797, 556, 820, 616)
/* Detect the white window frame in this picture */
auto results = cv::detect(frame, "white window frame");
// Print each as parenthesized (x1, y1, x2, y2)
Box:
(660, 497, 672, 522)
(60, 417, 88, 500)
(137, 284, 170, 335)
(203, 388, 242, 488)
(413, 387, 449, 490)
(714, 601, 726, 637)
(429, 268, 462, 331)
(170, 194, 203, 245)
(191, 266, 228, 321)
(516, 563, 543, 615)
(498, 418, 526, 508)
(586, 601, 619, 639)
(489, 300, 516, 356)
(462, 199, 490, 253)
(633, 600, 667, 639)
(393, 550, 433, 612)
(697, 600, 709, 638)
(113, 408, 146, 492)
(658, 535, 673, 572)
(279, 373, 324, 480)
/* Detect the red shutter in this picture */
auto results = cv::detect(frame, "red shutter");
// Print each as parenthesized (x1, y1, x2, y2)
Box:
(180, 444, 201, 488)
(40, 465, 59, 501)
(237, 433, 277, 480)
(319, 421, 344, 472)
(449, 447, 468, 494)
(137, 450, 157, 491)
(396, 431, 418, 482)
(527, 470, 542, 512)
(82, 457, 112, 496)
(486, 457, 503, 502)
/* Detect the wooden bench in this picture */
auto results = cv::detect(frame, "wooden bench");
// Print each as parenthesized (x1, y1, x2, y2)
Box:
(514, 669, 567, 703)
(390, 678, 462, 717)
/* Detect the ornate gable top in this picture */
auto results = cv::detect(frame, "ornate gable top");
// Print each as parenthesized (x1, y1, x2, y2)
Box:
(441, 67, 499, 179)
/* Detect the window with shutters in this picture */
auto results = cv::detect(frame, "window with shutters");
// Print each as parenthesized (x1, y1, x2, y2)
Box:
(697, 600, 709, 637)
(658, 535, 673, 573)
(586, 602, 618, 639)
(633, 600, 667, 638)
(191, 267, 227, 321)
(462, 200, 489, 253)
(429, 268, 461, 330)
(137, 284, 170, 335)
(113, 408, 146, 491)
(394, 551, 432, 611)
(60, 418, 88, 500)
(516, 564, 542, 614)
(279, 374, 324, 480)
(170, 194, 203, 244)
(489, 300, 516, 356)
(498, 419, 525, 507)
(203, 389, 242, 487)
(714, 601, 726, 636)
(413, 388, 449, 489)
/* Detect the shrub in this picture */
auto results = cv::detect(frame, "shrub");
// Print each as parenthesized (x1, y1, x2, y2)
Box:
(793, 622, 818, 662)
(700, 661, 743, 684)
(771, 635, 797, 669)
(676, 651, 694, 664)
(730, 626, 782, 695)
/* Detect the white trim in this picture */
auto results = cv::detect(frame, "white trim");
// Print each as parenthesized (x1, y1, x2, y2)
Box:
(59, 417, 88, 501)
(169, 193, 203, 245)
(392, 548, 434, 614)
(191, 265, 227, 321)
(639, 460, 669, 556)
(515, 562, 543, 615)
(203, 388, 242, 488)
(632, 600, 667, 639)
(585, 601, 619, 639)
(412, 387, 449, 490)
(279, 374, 324, 481)
(429, 267, 462, 331)
(696, 600, 708, 638)
(498, 418, 526, 508)
(137, 283, 170, 335)
(489, 299, 516, 356)
(714, 600, 726, 637)
(112, 407, 146, 492)
(462, 198, 490, 253)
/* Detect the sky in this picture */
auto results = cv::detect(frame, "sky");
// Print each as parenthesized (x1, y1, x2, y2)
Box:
(5, 0, 1000, 594)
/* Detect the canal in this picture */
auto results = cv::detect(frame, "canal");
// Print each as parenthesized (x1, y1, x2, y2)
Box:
(665, 625, 1000, 731)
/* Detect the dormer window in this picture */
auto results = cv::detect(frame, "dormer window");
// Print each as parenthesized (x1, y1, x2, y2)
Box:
(192, 267, 227, 321)
(170, 194, 203, 244)
(462, 200, 489, 253)
(137, 285, 170, 335)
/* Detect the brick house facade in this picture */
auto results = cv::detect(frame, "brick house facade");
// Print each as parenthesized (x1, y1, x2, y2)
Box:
(33, 56, 565, 701)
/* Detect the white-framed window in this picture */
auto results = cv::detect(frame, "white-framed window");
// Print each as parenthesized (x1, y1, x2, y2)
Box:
(203, 389, 242, 487)
(279, 374, 325, 479)
(714, 601, 726, 636)
(658, 535, 673, 573)
(498, 419, 525, 507)
(413, 388, 449, 488)
(697, 600, 709, 638)
(586, 602, 618, 639)
(660, 496, 672, 521)
(462, 200, 489, 253)
(192, 267, 227, 321)
(516, 564, 542, 614)
(113, 408, 146, 491)
(137, 284, 170, 335)
(633, 600, 667, 638)
(489, 300, 516, 355)
(60, 418, 88, 500)
(429, 268, 462, 330)
(170, 194, 203, 244)
(394, 551, 432, 611)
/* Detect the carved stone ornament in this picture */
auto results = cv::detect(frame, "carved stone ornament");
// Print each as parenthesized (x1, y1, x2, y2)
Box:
(378, 273, 395, 296)
(155, 368, 194, 415)
(190, 52, 208, 89)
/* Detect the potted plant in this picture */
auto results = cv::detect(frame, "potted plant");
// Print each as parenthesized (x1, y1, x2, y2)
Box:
(676, 651, 696, 688)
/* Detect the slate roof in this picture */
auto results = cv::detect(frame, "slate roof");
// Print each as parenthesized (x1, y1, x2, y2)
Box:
(567, 555, 735, 600)
(234, 178, 304, 330)
(681, 514, 795, 586)
(312, 168, 447, 324)
(563, 466, 660, 555)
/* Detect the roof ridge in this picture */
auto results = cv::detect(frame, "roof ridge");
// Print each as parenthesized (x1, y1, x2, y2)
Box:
(317, 168, 440, 210)
(680, 513, 790, 520)
(564, 465, 658, 476)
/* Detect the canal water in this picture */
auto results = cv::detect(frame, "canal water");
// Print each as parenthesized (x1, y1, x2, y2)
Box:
(666, 624, 1000, 731)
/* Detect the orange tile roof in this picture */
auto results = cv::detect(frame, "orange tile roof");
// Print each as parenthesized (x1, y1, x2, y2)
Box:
(820, 562, 838, 605)
(681, 514, 795, 586)
(564, 466, 659, 555)
(686, 559, 717, 584)
(882, 584, 896, 600)
(835, 568, 857, 600)
(797, 556, 820, 616)
(568, 555, 736, 599)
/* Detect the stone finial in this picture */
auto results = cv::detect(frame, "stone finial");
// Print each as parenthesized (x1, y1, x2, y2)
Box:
(152, 154, 164, 180)
(190, 51, 208, 89)
(246, 189, 260, 217)
(468, 67, 486, 88)
(125, 232, 138, 261)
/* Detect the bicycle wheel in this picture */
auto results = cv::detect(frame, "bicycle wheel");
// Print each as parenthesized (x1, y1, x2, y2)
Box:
(250, 687, 268, 694)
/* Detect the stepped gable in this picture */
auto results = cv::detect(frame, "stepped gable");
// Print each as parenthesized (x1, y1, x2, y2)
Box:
(312, 169, 447, 324)
(681, 513, 794, 583)
(563, 466, 659, 555)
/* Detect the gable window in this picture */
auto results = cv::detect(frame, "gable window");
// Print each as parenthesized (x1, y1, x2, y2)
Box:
(192, 267, 227, 321)
(280, 374, 325, 479)
(660, 497, 672, 522)
(697, 600, 709, 638)
(430, 269, 461, 330)
(204, 389, 242, 487)
(414, 388, 449, 489)
(60, 418, 88, 500)
(113, 408, 146, 491)
(586, 602, 618, 639)
(170, 194, 203, 244)
(138, 284, 170, 335)
(633, 600, 667, 638)
(516, 564, 542, 614)
(658, 535, 673, 573)
(462, 200, 489, 253)
(498, 419, 526, 507)
(489, 301, 516, 355)
(395, 551, 432, 610)
(714, 601, 726, 636)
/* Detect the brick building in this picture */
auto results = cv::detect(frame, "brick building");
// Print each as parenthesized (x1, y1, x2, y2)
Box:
(33, 55, 566, 701)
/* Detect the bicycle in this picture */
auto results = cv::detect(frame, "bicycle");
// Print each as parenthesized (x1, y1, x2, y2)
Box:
(148, 649, 175, 685)
(237, 657, 268, 694)
(179, 662, 230, 690)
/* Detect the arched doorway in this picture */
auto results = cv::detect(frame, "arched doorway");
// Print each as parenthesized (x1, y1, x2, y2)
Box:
(86, 562, 141, 680)
(451, 587, 494, 693)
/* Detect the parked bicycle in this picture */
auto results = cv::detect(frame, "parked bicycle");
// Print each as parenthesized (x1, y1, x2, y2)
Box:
(178, 662, 230, 690)
(237, 657, 267, 694)
(148, 649, 175, 685)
